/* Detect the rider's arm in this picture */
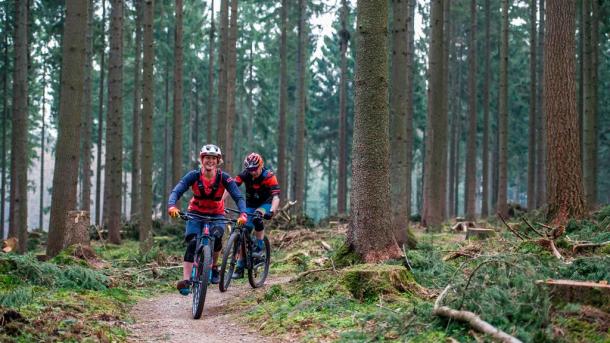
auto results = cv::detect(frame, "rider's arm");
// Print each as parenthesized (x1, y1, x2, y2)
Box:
(222, 173, 247, 213)
(167, 170, 199, 208)
(270, 195, 280, 213)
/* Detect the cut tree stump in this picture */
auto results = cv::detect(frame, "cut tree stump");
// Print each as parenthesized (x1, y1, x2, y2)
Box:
(452, 221, 476, 233)
(536, 279, 610, 306)
(466, 228, 496, 240)
(64, 211, 91, 247)
(340, 264, 430, 301)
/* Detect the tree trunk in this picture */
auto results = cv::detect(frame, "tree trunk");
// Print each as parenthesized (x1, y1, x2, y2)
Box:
(465, 0, 476, 221)
(278, 0, 288, 205)
(583, 0, 598, 209)
(225, 0, 238, 173)
(96, 0, 106, 226)
(80, 0, 94, 214)
(337, 0, 349, 216)
(40, 65, 48, 231)
(206, 0, 215, 142)
(535, 0, 546, 208)
(140, 0, 154, 253)
(162, 25, 170, 221)
(496, 0, 509, 218)
(347, 0, 401, 263)
(294, 0, 307, 214)
(9, 0, 29, 253)
(545, 0, 586, 224)
(172, 0, 183, 184)
(527, 0, 537, 211)
(1, 27, 7, 238)
(131, 0, 143, 221)
(47, 0, 89, 257)
(422, 0, 445, 230)
(103, 0, 124, 244)
(441, 0, 450, 220)
(217, 0, 228, 151)
(390, 0, 412, 247)
(481, 0, 490, 217)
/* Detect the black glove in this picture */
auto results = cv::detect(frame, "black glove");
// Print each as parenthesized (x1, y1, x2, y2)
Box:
(263, 211, 274, 220)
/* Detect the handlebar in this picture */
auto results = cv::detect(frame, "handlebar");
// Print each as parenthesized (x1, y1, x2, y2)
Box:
(178, 211, 237, 224)
(225, 208, 270, 219)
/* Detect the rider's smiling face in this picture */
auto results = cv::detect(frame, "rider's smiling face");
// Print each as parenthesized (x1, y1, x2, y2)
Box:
(248, 166, 262, 178)
(201, 155, 219, 171)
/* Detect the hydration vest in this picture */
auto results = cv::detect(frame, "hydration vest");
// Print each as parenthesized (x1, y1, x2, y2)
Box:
(192, 169, 224, 201)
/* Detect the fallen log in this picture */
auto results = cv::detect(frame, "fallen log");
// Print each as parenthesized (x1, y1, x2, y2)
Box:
(433, 285, 523, 343)
(452, 221, 475, 233)
(536, 279, 610, 306)
(521, 217, 545, 238)
(572, 241, 610, 253)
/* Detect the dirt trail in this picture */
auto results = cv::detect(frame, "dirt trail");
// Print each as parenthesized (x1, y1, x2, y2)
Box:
(128, 277, 290, 343)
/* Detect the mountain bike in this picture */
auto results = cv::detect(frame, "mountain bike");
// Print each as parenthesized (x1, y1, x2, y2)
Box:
(178, 211, 236, 319)
(219, 209, 271, 292)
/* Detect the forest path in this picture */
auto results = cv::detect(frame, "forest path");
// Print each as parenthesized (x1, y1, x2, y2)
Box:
(128, 276, 291, 343)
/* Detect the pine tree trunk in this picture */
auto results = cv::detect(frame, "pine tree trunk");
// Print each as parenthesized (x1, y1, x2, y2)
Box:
(217, 0, 228, 151)
(294, 0, 307, 214)
(225, 0, 238, 173)
(441, 0, 450, 220)
(496, 0, 509, 218)
(390, 0, 412, 247)
(535, 0, 546, 208)
(140, 0, 154, 253)
(9, 0, 29, 253)
(422, 0, 445, 230)
(40, 67, 46, 231)
(96, 0, 106, 226)
(47, 0, 89, 257)
(172, 0, 183, 184)
(481, 0, 490, 217)
(1, 28, 7, 238)
(465, 0, 476, 221)
(103, 0, 124, 244)
(81, 0, 94, 214)
(545, 0, 586, 224)
(527, 0, 537, 211)
(583, 0, 598, 209)
(278, 0, 288, 205)
(337, 0, 349, 216)
(347, 0, 401, 263)
(130, 0, 143, 220)
(162, 24, 170, 221)
(206, 0, 215, 142)
(406, 0, 415, 216)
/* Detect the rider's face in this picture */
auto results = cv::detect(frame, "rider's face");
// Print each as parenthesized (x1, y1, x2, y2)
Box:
(201, 155, 219, 171)
(248, 166, 262, 178)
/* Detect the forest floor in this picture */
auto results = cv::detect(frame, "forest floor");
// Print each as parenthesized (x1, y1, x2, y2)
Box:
(128, 275, 291, 343)
(1, 206, 609, 342)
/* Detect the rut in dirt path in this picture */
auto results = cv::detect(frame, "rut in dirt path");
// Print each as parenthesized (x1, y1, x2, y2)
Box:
(128, 276, 290, 343)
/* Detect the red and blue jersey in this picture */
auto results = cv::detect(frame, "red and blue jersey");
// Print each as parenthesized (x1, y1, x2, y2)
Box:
(168, 168, 246, 215)
(235, 167, 281, 208)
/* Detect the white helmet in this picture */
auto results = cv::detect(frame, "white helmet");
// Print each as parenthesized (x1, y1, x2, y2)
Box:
(199, 144, 222, 158)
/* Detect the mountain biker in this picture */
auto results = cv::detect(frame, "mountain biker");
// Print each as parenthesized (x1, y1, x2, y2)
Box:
(167, 144, 248, 295)
(228, 152, 280, 279)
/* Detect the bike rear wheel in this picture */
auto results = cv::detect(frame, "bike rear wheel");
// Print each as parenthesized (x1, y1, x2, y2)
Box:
(219, 231, 240, 292)
(247, 236, 270, 288)
(192, 244, 212, 319)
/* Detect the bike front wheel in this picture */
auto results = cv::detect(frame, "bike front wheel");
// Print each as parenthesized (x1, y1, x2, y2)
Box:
(248, 236, 270, 288)
(192, 244, 212, 319)
(219, 231, 240, 292)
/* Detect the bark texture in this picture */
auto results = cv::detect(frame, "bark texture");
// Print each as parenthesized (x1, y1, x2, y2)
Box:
(47, 0, 89, 257)
(481, 0, 490, 217)
(465, 0, 476, 221)
(527, 0, 537, 211)
(131, 0, 143, 220)
(390, 0, 412, 247)
(337, 0, 349, 216)
(294, 0, 307, 214)
(81, 0, 94, 214)
(496, 0, 509, 218)
(535, 0, 546, 208)
(103, 0, 124, 244)
(9, 0, 29, 253)
(583, 0, 598, 209)
(172, 0, 183, 184)
(140, 0, 154, 253)
(96, 0, 106, 226)
(545, 0, 586, 224)
(422, 0, 445, 229)
(347, 0, 402, 263)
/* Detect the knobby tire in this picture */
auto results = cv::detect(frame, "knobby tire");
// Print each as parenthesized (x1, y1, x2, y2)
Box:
(248, 236, 270, 288)
(219, 231, 240, 292)
(192, 244, 212, 319)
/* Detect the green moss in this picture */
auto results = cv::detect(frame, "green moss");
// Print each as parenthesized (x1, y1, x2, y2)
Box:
(340, 264, 417, 302)
(556, 318, 609, 343)
(333, 243, 360, 268)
